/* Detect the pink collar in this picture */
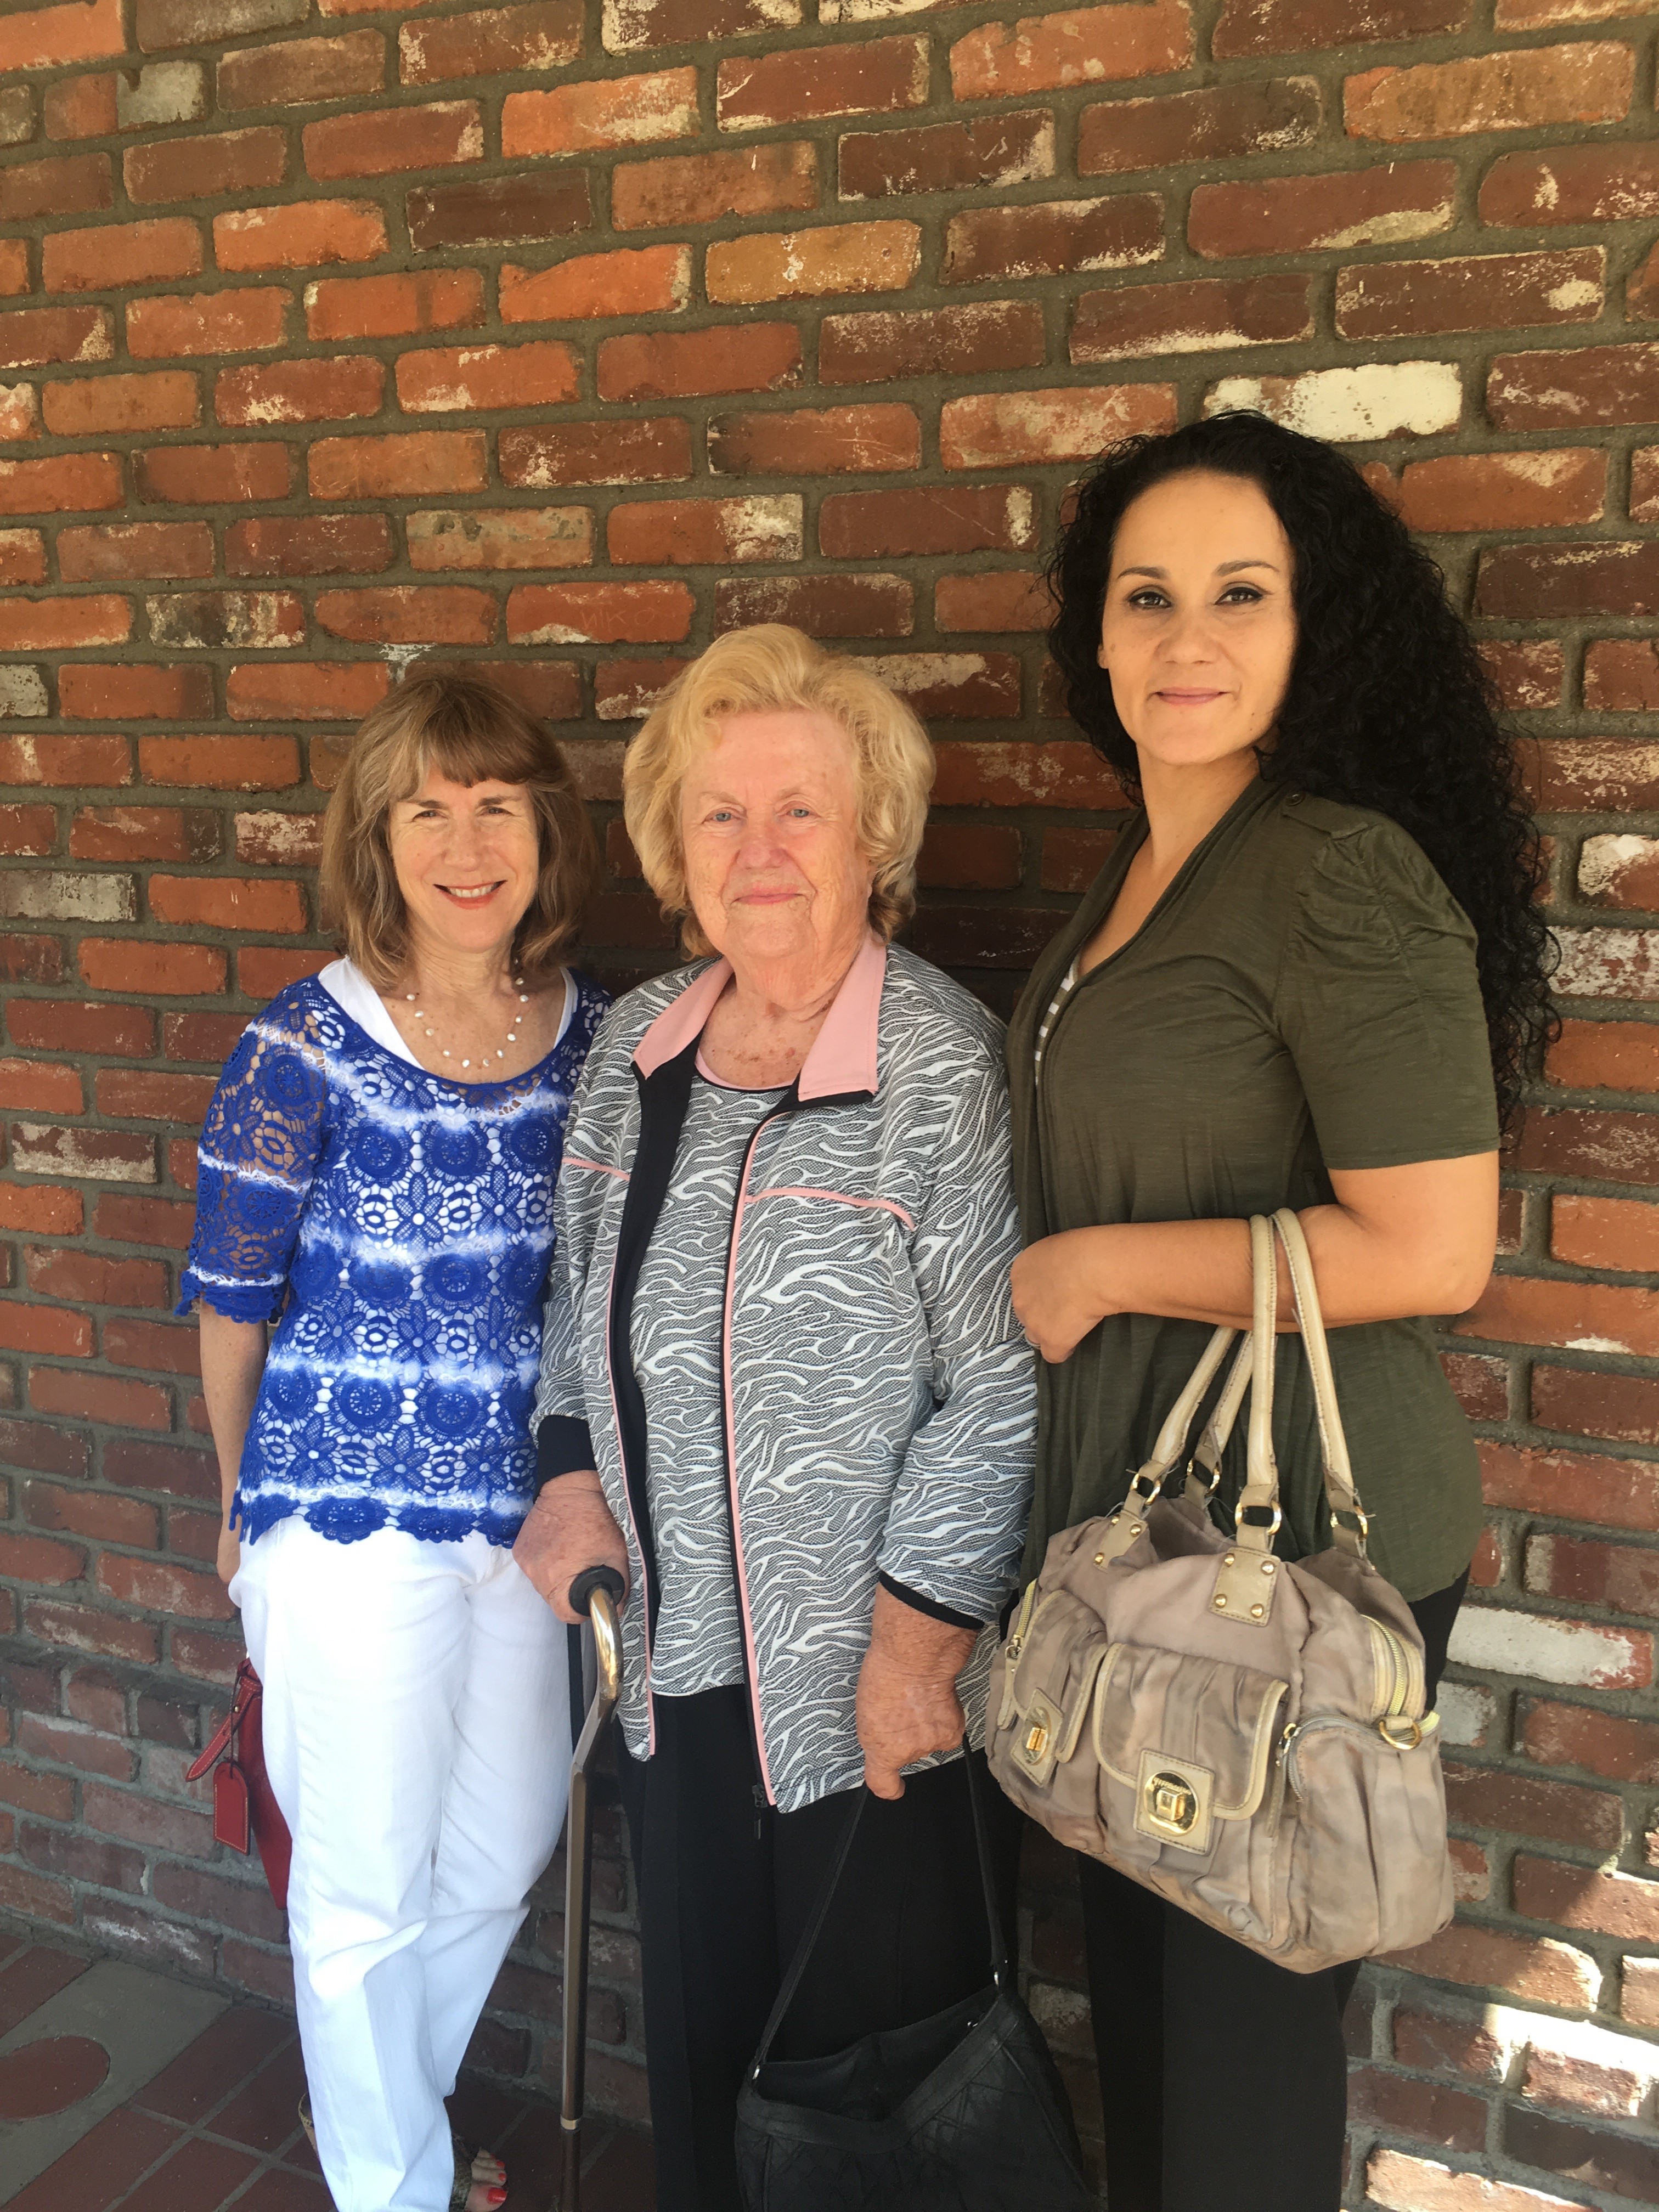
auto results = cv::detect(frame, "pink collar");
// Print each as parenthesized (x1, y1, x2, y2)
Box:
(633, 934, 888, 1101)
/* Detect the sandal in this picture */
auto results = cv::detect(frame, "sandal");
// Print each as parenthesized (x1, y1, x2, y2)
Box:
(297, 2094, 507, 2208)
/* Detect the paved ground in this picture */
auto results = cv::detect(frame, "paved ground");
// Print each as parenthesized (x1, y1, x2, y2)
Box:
(0, 1935, 653, 2212)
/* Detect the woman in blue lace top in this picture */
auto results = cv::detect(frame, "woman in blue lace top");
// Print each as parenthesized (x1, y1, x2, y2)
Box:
(180, 670, 606, 2212)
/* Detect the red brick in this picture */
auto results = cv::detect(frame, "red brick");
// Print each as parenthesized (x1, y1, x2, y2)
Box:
(25, 1248, 169, 1310)
(935, 741, 1124, 810)
(1215, 0, 1468, 50)
(405, 506, 591, 573)
(124, 127, 287, 208)
(400, 1, 580, 83)
(405, 172, 591, 251)
(503, 68, 696, 157)
(0, 451, 122, 516)
(1190, 161, 1455, 257)
(1079, 78, 1320, 176)
(226, 512, 392, 577)
(950, 6, 1193, 98)
(1481, 539, 1659, 619)
(77, 938, 226, 995)
(840, 110, 1054, 201)
(82, 1779, 213, 1855)
(1487, 141, 1659, 240)
(0, 153, 111, 223)
(1072, 273, 1312, 362)
(1522, 1698, 1659, 1784)
(59, 664, 214, 720)
(304, 100, 482, 180)
(304, 266, 484, 341)
(0, 1184, 82, 1238)
(151, 580, 308, 653)
(1338, 248, 1603, 341)
(706, 404, 918, 478)
(1554, 1187, 1659, 1273)
(592, 662, 686, 725)
(1584, 641, 1659, 715)
(232, 812, 323, 867)
(1480, 639, 1563, 710)
(0, 1416, 89, 1479)
(144, 877, 305, 936)
(1462, 1266, 1659, 1355)
(9, 1124, 154, 1184)
(1515, 1855, 1659, 1943)
(0, 595, 130, 651)
(314, 585, 494, 645)
(1347, 42, 1634, 144)
(1525, 740, 1659, 815)
(944, 196, 1163, 285)
(820, 484, 1036, 559)
(1491, 345, 1659, 432)
(18, 1714, 134, 1777)
(612, 142, 817, 232)
(499, 245, 688, 324)
(708, 222, 918, 307)
(30, 1367, 170, 1431)
(607, 496, 800, 567)
(94, 1193, 196, 1249)
(0, 1059, 82, 1113)
(499, 418, 691, 489)
(0, 0, 126, 72)
(44, 70, 116, 141)
(1346, 2067, 1486, 2154)
(215, 201, 388, 279)
(0, 734, 129, 785)
(136, 441, 291, 505)
(102, 1436, 216, 1502)
(216, 354, 384, 426)
(0, 1764, 75, 1822)
(1381, 1921, 1596, 2007)
(0, 804, 55, 855)
(394, 338, 579, 412)
(918, 823, 1024, 892)
(1533, 1361, 1659, 1445)
(44, 220, 205, 300)
(0, 1866, 74, 1925)
(1477, 1437, 1659, 1537)
(103, 1314, 200, 1376)
(127, 287, 289, 360)
(237, 946, 331, 996)
(0, 304, 112, 370)
(820, 300, 1045, 385)
(308, 431, 486, 499)
(506, 582, 692, 646)
(43, 371, 198, 439)
(0, 1302, 92, 1360)
(607, 0, 793, 43)
(226, 661, 391, 721)
(0, 374, 46, 440)
(713, 573, 912, 640)
(1392, 450, 1606, 534)
(598, 323, 801, 403)
(1635, 244, 1659, 324)
(1526, 1532, 1659, 1623)
(718, 37, 926, 129)
(941, 385, 1175, 469)
(10, 997, 160, 1060)
(218, 29, 386, 109)
(1443, 1760, 1624, 1849)
(0, 531, 46, 586)
(132, 744, 296, 804)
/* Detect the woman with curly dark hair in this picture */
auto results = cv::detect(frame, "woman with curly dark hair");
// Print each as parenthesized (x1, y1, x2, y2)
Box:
(1005, 411, 1552, 2212)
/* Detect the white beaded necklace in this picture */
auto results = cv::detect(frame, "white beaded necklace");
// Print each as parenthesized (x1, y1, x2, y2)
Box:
(405, 975, 529, 1071)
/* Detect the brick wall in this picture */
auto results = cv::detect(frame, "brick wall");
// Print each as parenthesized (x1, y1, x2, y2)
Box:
(0, 0, 1655, 2202)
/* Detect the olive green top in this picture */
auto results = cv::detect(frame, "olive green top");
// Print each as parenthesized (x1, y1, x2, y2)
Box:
(1006, 777, 1499, 1604)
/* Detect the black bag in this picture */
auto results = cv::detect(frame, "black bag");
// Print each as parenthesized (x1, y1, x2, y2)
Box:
(734, 1755, 1094, 2212)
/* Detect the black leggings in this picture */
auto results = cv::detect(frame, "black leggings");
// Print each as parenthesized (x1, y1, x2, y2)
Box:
(1078, 1572, 1468, 2212)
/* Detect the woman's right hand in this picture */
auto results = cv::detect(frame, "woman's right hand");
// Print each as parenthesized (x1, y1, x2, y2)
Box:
(513, 1470, 630, 1625)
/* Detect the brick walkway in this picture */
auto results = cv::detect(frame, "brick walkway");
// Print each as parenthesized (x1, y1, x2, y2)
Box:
(0, 1937, 653, 2212)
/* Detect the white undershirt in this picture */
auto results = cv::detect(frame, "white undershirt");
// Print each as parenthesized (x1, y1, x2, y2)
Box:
(317, 958, 575, 1069)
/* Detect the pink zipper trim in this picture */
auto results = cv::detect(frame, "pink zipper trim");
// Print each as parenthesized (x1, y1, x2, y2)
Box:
(601, 1246, 654, 1754)
(721, 1122, 780, 1808)
(567, 1154, 629, 1181)
(744, 1186, 915, 1234)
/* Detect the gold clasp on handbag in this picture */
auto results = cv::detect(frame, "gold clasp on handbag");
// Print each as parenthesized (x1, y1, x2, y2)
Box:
(1132, 1748, 1215, 1854)
(1012, 1691, 1063, 1784)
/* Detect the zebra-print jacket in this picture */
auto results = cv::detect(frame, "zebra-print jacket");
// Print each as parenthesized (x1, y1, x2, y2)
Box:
(532, 935, 1037, 1814)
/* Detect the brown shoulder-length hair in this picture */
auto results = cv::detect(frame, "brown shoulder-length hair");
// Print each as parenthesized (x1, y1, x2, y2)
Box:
(321, 669, 599, 991)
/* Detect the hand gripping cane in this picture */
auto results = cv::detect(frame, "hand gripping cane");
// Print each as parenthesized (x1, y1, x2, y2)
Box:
(557, 1566, 624, 2212)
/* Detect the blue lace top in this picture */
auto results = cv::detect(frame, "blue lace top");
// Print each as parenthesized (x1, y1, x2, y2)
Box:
(178, 971, 609, 1549)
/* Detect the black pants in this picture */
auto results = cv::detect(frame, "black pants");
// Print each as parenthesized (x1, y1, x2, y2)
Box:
(1078, 1572, 1468, 2212)
(616, 1685, 1024, 2212)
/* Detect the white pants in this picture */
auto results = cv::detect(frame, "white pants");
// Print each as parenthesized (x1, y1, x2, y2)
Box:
(233, 1520, 571, 2212)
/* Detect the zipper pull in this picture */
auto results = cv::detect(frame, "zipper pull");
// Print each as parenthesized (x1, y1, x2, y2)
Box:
(752, 1781, 766, 1843)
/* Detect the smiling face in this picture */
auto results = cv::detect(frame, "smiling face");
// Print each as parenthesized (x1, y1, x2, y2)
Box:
(680, 709, 875, 982)
(1099, 469, 1297, 780)
(386, 768, 542, 969)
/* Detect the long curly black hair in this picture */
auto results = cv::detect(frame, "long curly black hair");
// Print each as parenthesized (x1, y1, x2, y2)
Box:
(1047, 410, 1555, 1122)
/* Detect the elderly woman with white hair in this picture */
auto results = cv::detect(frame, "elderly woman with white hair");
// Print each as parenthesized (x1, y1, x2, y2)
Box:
(514, 626, 1036, 2211)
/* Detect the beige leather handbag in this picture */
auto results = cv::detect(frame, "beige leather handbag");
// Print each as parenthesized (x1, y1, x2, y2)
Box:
(988, 1209, 1453, 1975)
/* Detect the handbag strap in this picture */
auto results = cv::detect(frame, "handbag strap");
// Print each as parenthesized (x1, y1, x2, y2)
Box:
(184, 1660, 258, 1784)
(748, 1755, 1008, 2080)
(1120, 1322, 1238, 1512)
(1188, 1330, 1254, 1500)
(1270, 1207, 1370, 1556)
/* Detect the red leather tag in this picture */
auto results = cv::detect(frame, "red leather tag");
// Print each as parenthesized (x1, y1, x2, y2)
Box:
(215, 1759, 252, 1854)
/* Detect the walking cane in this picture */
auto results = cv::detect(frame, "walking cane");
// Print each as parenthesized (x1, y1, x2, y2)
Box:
(557, 1566, 624, 2212)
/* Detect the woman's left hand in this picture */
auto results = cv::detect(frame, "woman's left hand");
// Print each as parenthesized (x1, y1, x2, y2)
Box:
(856, 1586, 977, 1800)
(1011, 1230, 1112, 1363)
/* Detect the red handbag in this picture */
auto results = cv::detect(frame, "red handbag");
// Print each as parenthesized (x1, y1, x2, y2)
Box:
(186, 1658, 293, 1909)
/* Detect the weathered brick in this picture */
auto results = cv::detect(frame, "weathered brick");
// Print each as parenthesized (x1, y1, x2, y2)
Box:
(314, 585, 494, 645)
(43, 371, 199, 438)
(308, 431, 487, 500)
(612, 143, 816, 231)
(406, 172, 591, 251)
(136, 441, 291, 505)
(1337, 249, 1603, 338)
(1393, 450, 1605, 533)
(607, 0, 797, 46)
(405, 506, 590, 573)
(115, 62, 209, 134)
(1072, 273, 1311, 362)
(941, 385, 1175, 468)
(43, 219, 203, 296)
(1215, 0, 1469, 52)
(598, 323, 802, 402)
(1207, 362, 1460, 442)
(124, 127, 287, 207)
(0, 306, 112, 370)
(0, 733, 128, 784)
(137, 0, 307, 48)
(224, 662, 390, 721)
(500, 417, 691, 487)
(394, 340, 579, 413)
(305, 267, 484, 341)
(0, 0, 127, 72)
(0, 595, 131, 651)
(1578, 831, 1659, 909)
(943, 196, 1163, 285)
(227, 513, 393, 578)
(148, 590, 306, 651)
(1479, 540, 1659, 619)
(708, 404, 918, 477)
(950, 6, 1194, 98)
(820, 484, 1035, 559)
(709, 222, 919, 306)
(233, 811, 323, 868)
(216, 356, 384, 426)
(608, 495, 801, 566)
(1526, 1530, 1659, 1622)
(127, 287, 289, 360)
(505, 581, 693, 645)
(1191, 162, 1455, 257)
(840, 111, 1053, 201)
(0, 530, 46, 586)
(0, 153, 111, 223)
(504, 68, 696, 157)
(1533, 1362, 1659, 1446)
(1346, 42, 1634, 144)
(1079, 78, 1320, 175)
(304, 99, 482, 181)
(1584, 641, 1659, 715)
(215, 200, 387, 275)
(499, 247, 687, 324)
(1488, 345, 1659, 432)
(820, 300, 1045, 384)
(1481, 140, 1659, 228)
(218, 29, 385, 109)
(713, 572, 911, 640)
(718, 38, 926, 129)
(401, 2, 581, 83)
(60, 663, 215, 719)
(69, 808, 218, 862)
